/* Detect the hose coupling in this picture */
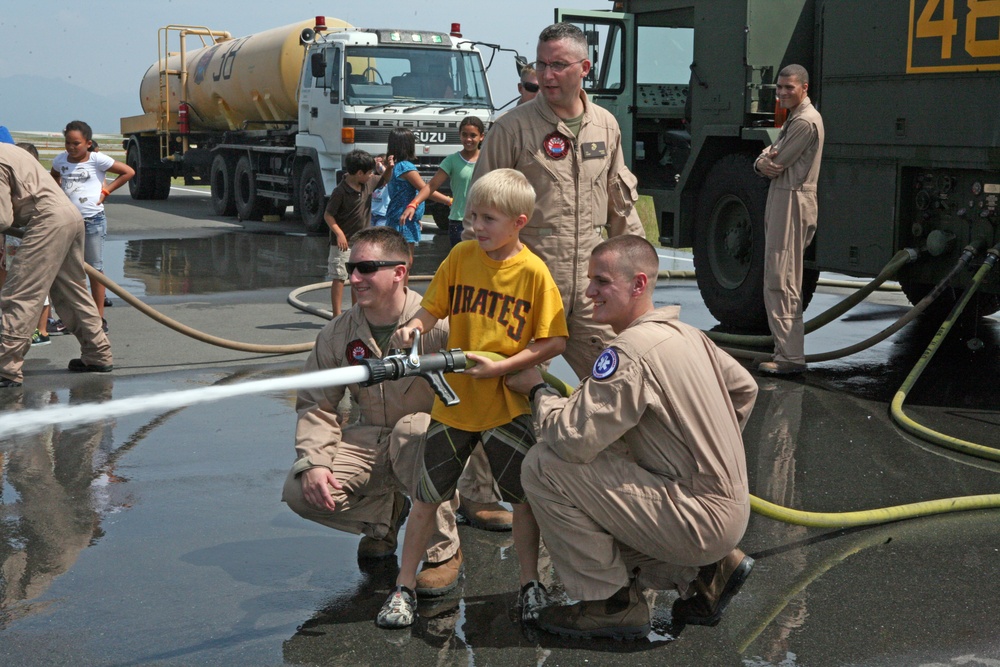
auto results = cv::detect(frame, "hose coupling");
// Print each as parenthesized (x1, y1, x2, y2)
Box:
(904, 247, 920, 263)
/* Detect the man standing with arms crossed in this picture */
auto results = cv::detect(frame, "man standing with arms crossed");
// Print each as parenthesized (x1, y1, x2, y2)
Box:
(754, 64, 824, 375)
(467, 22, 644, 378)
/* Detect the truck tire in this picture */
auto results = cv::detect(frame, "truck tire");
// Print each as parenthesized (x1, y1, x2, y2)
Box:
(126, 140, 171, 201)
(234, 155, 265, 221)
(898, 275, 1000, 321)
(298, 161, 327, 233)
(693, 153, 819, 332)
(210, 154, 236, 217)
(429, 202, 451, 232)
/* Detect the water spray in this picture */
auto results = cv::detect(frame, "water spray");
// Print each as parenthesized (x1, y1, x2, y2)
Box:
(0, 332, 466, 440)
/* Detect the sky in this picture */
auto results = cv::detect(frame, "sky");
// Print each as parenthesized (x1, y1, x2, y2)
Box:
(0, 0, 589, 134)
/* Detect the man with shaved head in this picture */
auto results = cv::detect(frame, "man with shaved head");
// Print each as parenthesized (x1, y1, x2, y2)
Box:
(507, 235, 759, 640)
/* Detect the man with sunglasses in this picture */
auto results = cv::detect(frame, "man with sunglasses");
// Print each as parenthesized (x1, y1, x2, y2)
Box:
(467, 22, 644, 380)
(282, 227, 465, 591)
(516, 64, 539, 106)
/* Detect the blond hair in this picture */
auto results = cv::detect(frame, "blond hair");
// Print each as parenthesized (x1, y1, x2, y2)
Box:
(467, 168, 536, 221)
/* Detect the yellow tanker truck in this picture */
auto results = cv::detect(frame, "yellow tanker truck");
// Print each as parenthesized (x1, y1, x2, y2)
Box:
(120, 17, 493, 232)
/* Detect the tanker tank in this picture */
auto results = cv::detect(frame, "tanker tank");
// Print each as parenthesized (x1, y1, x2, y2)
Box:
(139, 17, 350, 132)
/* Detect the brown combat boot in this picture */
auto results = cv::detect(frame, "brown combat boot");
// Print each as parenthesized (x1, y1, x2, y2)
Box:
(536, 575, 650, 640)
(357, 492, 410, 560)
(672, 548, 754, 626)
(415, 548, 464, 597)
(459, 499, 513, 531)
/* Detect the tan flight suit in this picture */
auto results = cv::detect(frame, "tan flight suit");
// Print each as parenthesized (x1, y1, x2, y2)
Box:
(281, 289, 459, 562)
(0, 143, 112, 383)
(755, 97, 824, 365)
(521, 306, 758, 600)
(466, 92, 644, 378)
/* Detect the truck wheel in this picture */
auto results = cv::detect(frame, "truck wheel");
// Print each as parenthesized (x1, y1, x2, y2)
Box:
(126, 140, 171, 201)
(298, 161, 327, 233)
(429, 203, 451, 232)
(898, 275, 1000, 320)
(210, 154, 236, 216)
(234, 155, 265, 221)
(693, 154, 770, 331)
(694, 153, 819, 332)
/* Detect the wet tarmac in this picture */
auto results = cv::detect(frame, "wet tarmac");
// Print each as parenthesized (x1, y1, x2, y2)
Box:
(1, 189, 999, 666)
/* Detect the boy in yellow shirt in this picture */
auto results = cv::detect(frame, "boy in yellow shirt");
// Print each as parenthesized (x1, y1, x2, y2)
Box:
(377, 169, 568, 628)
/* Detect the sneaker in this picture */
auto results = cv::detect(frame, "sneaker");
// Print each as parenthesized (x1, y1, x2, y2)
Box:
(31, 329, 51, 346)
(415, 548, 464, 597)
(102, 318, 109, 334)
(68, 358, 114, 373)
(537, 575, 650, 640)
(376, 585, 418, 629)
(518, 580, 549, 623)
(358, 493, 411, 560)
(0, 377, 23, 388)
(459, 499, 513, 531)
(671, 548, 754, 626)
(48, 319, 68, 336)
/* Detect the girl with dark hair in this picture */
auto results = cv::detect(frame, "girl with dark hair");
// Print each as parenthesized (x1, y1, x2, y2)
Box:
(385, 128, 450, 250)
(50, 120, 134, 331)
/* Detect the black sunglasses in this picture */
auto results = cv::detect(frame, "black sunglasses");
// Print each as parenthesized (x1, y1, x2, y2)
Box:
(346, 260, 407, 275)
(522, 81, 540, 93)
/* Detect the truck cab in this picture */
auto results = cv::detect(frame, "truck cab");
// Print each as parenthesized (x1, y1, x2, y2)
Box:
(558, 0, 1000, 330)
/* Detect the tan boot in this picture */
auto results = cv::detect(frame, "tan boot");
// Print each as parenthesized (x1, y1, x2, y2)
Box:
(415, 548, 464, 597)
(672, 548, 754, 626)
(536, 575, 650, 640)
(357, 492, 410, 560)
(459, 499, 513, 531)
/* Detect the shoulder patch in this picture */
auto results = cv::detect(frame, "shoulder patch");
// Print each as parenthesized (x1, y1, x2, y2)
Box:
(592, 348, 619, 380)
(346, 339, 373, 365)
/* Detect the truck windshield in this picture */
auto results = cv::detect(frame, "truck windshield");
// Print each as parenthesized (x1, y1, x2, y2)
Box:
(344, 47, 490, 106)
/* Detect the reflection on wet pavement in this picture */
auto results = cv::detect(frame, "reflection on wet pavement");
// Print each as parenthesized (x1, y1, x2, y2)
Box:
(104, 229, 452, 297)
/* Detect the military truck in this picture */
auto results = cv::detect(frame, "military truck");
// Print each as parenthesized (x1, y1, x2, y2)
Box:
(557, 0, 1000, 330)
(120, 17, 492, 232)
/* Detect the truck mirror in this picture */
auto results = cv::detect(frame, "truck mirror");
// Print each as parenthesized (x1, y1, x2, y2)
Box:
(310, 52, 327, 82)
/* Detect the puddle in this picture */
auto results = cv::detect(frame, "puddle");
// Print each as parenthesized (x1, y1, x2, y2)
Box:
(103, 228, 453, 297)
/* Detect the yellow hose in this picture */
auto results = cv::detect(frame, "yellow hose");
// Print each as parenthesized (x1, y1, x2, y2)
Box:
(890, 249, 1000, 461)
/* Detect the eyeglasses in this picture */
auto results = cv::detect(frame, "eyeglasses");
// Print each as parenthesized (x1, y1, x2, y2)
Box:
(346, 260, 407, 275)
(530, 58, 585, 74)
(521, 81, 539, 93)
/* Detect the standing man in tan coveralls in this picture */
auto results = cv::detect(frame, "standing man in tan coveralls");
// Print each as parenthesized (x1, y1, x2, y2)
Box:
(754, 64, 825, 375)
(282, 227, 463, 592)
(507, 235, 758, 640)
(466, 22, 644, 379)
(0, 142, 112, 388)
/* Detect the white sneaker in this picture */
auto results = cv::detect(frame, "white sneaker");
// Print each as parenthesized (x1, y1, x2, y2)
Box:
(377, 585, 417, 628)
(519, 580, 548, 622)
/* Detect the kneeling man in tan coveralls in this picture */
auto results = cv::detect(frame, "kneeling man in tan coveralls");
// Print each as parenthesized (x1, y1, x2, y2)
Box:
(507, 235, 759, 639)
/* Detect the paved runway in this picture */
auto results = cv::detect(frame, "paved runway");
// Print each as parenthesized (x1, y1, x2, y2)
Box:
(1, 189, 999, 665)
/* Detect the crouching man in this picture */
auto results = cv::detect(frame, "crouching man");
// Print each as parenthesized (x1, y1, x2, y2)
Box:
(507, 235, 759, 639)
(282, 227, 465, 593)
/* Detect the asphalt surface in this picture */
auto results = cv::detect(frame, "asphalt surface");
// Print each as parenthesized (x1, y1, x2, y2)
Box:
(1, 188, 999, 666)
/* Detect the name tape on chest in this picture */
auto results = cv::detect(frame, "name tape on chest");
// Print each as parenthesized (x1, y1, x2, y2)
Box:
(592, 347, 619, 380)
(582, 141, 607, 160)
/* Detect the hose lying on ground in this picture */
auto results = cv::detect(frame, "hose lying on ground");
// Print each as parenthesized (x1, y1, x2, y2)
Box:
(86, 265, 314, 355)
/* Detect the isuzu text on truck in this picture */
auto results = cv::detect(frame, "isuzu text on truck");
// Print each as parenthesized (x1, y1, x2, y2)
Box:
(120, 17, 493, 232)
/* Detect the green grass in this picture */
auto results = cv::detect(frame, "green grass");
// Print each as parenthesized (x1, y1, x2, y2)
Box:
(636, 194, 657, 241)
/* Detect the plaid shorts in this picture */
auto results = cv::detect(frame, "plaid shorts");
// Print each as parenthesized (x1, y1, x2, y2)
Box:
(416, 414, 536, 504)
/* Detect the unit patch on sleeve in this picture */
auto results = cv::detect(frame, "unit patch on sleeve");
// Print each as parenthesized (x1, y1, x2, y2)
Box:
(346, 339, 374, 365)
(592, 347, 619, 380)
